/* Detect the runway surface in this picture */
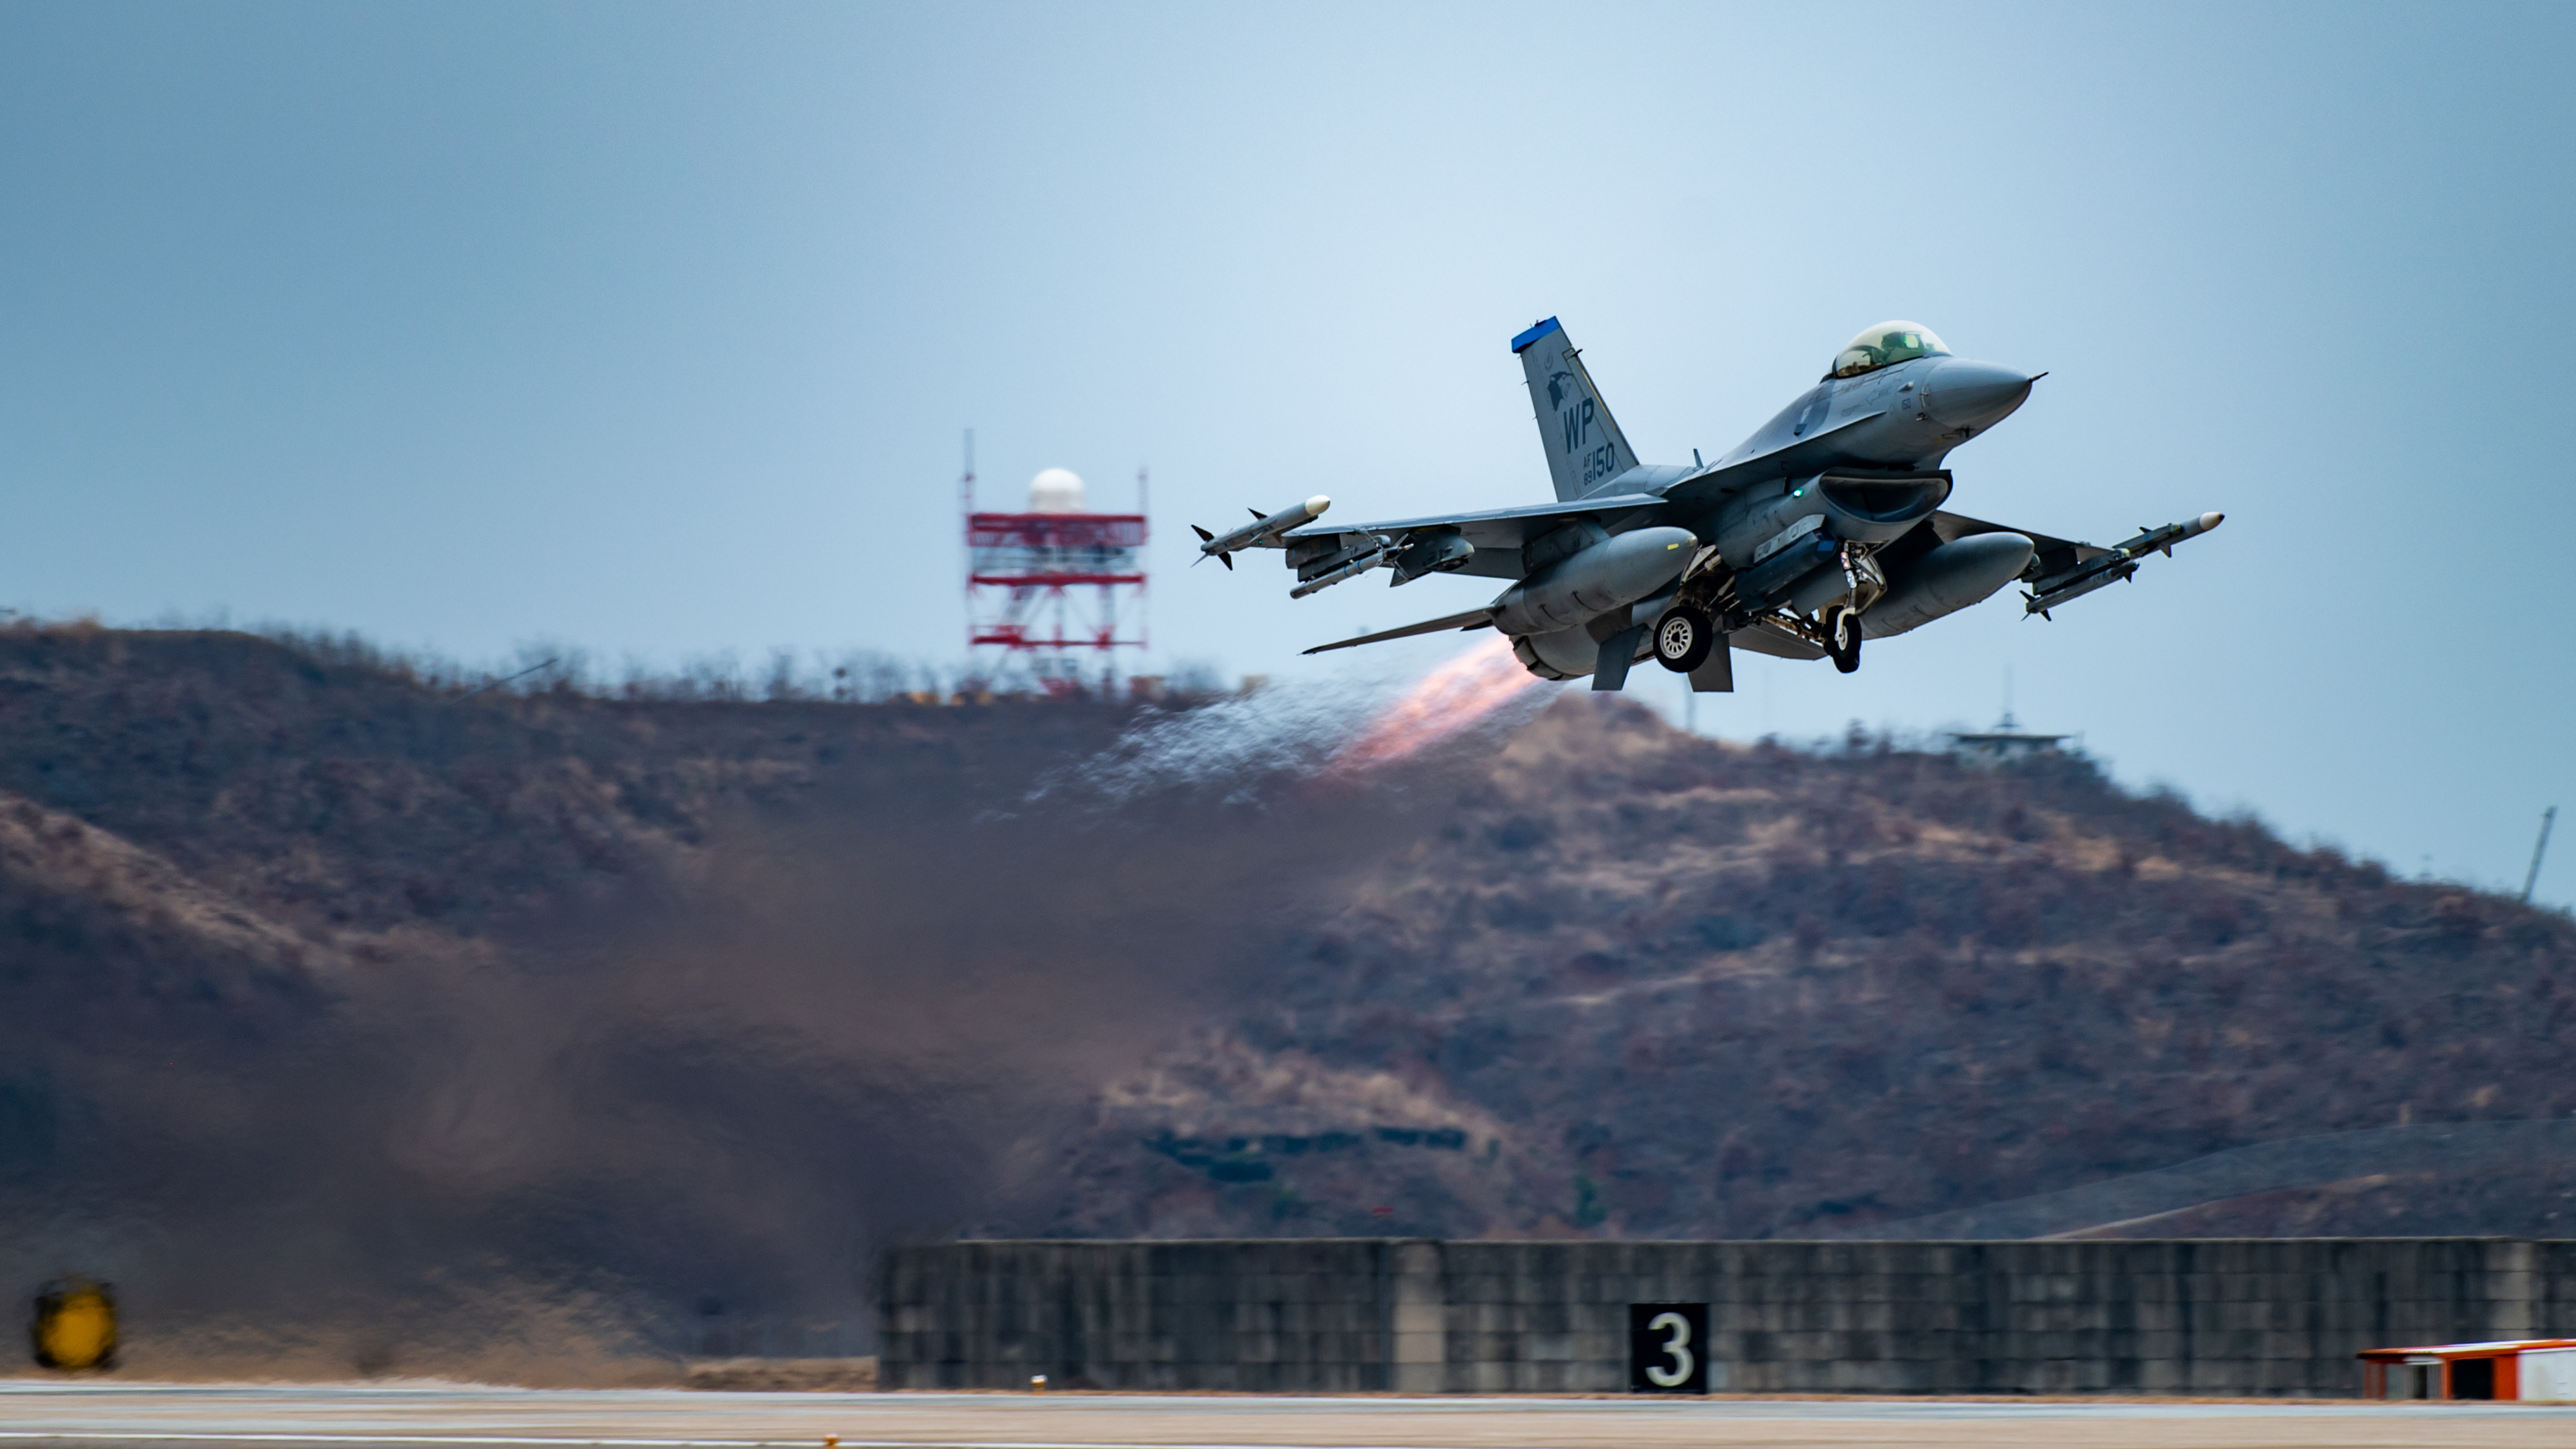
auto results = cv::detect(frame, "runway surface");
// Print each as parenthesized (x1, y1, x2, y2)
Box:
(3, 1383, 2574, 1449)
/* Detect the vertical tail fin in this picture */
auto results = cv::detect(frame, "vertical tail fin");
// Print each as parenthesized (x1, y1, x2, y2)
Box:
(1512, 316, 1640, 501)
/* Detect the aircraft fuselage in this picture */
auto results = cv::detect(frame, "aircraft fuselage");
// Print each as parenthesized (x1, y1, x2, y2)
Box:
(1709, 354, 2038, 488)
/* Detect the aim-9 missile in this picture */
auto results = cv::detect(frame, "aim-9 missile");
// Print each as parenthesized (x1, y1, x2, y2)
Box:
(1192, 496, 1331, 570)
(1287, 541, 1391, 599)
(2025, 511, 2225, 617)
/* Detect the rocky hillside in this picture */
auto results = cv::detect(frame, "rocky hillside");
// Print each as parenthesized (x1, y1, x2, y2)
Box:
(0, 623, 2570, 1376)
(1037, 701, 2576, 1242)
(0, 624, 1216, 1378)
(0, 624, 1132, 939)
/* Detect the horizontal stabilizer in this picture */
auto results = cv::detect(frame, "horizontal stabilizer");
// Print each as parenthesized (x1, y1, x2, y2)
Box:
(1303, 608, 1495, 655)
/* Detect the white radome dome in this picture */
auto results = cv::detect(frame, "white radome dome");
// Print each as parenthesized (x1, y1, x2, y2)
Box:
(1028, 467, 1086, 512)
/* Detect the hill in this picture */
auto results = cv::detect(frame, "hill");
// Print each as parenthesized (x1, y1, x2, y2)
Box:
(1035, 701, 2576, 1242)
(0, 624, 1284, 1379)
(0, 623, 2569, 1377)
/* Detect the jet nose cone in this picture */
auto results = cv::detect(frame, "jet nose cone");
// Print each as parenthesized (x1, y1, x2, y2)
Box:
(1922, 359, 2038, 428)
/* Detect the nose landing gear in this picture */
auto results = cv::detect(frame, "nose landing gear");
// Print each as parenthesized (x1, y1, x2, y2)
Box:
(1822, 605, 1863, 674)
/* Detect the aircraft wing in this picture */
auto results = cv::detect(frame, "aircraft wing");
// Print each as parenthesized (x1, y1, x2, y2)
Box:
(1281, 492, 1666, 554)
(1301, 607, 1495, 655)
(1282, 494, 1679, 584)
(1924, 510, 2099, 568)
(1892, 508, 2225, 617)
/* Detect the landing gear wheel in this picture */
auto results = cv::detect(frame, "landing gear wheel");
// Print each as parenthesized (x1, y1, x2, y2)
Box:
(1824, 606, 1863, 675)
(1653, 608, 1715, 673)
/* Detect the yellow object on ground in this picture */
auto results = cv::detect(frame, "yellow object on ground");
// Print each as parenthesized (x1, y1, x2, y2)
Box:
(31, 1280, 117, 1370)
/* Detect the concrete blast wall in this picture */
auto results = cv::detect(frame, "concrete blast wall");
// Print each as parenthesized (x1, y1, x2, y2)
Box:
(878, 1238, 2576, 1396)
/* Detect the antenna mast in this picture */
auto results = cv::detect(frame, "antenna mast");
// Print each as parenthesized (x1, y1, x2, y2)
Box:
(2523, 805, 2558, 903)
(960, 429, 976, 671)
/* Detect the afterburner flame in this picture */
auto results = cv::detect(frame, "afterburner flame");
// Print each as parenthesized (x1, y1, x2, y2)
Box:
(1335, 635, 1547, 771)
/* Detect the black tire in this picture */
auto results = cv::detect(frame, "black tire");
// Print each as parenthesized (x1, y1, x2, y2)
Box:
(1653, 608, 1714, 673)
(1825, 607, 1863, 674)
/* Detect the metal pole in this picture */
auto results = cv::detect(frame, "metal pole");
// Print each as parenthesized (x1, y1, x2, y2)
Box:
(1136, 465, 1150, 655)
(2522, 805, 2557, 903)
(458, 656, 560, 700)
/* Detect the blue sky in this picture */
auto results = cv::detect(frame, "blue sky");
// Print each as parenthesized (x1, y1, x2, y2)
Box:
(3, 2, 2572, 901)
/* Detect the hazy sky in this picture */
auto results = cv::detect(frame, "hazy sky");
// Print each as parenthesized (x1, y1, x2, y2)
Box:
(3, 2, 2572, 902)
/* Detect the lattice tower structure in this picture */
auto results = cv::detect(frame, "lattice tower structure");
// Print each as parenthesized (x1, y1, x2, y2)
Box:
(966, 466, 1147, 694)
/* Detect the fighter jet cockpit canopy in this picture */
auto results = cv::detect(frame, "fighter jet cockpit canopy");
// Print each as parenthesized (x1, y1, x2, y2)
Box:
(1828, 321, 1950, 379)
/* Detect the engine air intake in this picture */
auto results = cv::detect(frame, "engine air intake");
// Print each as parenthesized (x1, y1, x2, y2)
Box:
(1819, 471, 1951, 525)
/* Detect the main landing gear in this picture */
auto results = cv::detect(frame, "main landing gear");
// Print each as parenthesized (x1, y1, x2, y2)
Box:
(1822, 604, 1863, 674)
(1653, 607, 1715, 673)
(1661, 589, 1865, 678)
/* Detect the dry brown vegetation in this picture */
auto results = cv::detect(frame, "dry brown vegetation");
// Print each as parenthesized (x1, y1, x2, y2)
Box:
(1043, 701, 2576, 1242)
(0, 623, 1257, 1375)
(0, 623, 2568, 1377)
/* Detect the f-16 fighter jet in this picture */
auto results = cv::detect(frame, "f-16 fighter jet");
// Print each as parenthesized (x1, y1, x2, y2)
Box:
(1194, 318, 2221, 691)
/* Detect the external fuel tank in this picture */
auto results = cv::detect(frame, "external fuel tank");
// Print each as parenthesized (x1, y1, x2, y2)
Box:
(1489, 526, 1698, 638)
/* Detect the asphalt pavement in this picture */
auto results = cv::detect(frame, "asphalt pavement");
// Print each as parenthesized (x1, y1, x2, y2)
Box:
(2, 1382, 2570, 1449)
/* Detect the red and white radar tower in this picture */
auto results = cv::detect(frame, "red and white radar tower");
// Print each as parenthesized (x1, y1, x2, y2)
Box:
(963, 434, 1147, 694)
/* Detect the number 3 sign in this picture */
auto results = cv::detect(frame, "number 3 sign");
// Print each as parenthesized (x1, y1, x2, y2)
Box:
(1627, 1302, 1709, 1392)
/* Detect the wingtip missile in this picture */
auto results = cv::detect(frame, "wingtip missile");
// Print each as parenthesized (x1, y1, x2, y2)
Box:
(1195, 495, 1331, 562)
(2158, 511, 2223, 557)
(2023, 509, 2225, 616)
